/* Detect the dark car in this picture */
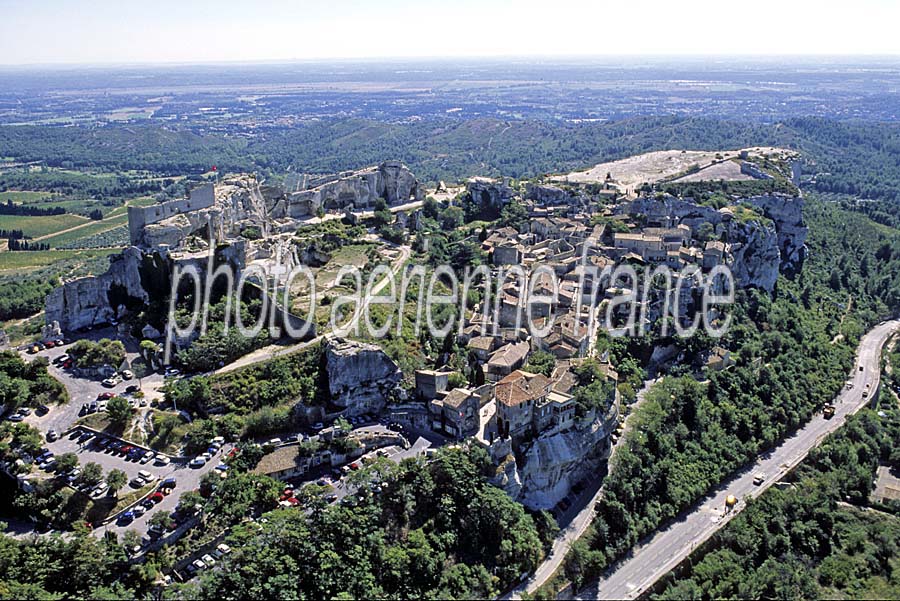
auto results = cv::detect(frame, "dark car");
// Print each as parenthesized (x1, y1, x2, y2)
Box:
(125, 385, 140, 394)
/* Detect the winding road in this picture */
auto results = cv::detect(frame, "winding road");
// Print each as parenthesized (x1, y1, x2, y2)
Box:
(576, 319, 899, 600)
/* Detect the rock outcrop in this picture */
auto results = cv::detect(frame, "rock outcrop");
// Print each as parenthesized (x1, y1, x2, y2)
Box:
(514, 410, 615, 510)
(745, 195, 807, 272)
(619, 193, 807, 292)
(466, 176, 516, 211)
(286, 161, 425, 217)
(45, 246, 148, 331)
(725, 219, 782, 291)
(525, 183, 572, 205)
(325, 338, 402, 415)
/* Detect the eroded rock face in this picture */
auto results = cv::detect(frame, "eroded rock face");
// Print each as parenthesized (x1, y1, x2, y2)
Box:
(287, 161, 425, 216)
(45, 247, 148, 332)
(525, 183, 572, 205)
(745, 195, 807, 272)
(466, 177, 516, 211)
(514, 410, 615, 510)
(726, 219, 782, 291)
(325, 338, 401, 415)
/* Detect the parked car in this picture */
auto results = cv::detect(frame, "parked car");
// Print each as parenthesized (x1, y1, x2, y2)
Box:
(35, 404, 49, 416)
(191, 559, 206, 572)
(46, 429, 59, 442)
(154, 455, 171, 467)
(6, 414, 23, 422)
(201, 554, 216, 566)
(213, 543, 232, 558)
(17, 407, 32, 416)
(124, 385, 140, 394)
(98, 392, 114, 400)
(121, 369, 134, 380)
(101, 377, 120, 388)
(118, 511, 135, 524)
(160, 477, 177, 489)
(189, 456, 207, 468)
(148, 492, 165, 504)
(139, 451, 155, 464)
(132, 504, 146, 517)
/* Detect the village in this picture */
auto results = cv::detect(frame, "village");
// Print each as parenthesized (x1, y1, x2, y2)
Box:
(1, 150, 807, 581)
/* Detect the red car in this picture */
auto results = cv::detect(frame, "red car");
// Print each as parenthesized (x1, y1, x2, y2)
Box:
(149, 492, 165, 504)
(45, 341, 55, 349)
(98, 392, 114, 400)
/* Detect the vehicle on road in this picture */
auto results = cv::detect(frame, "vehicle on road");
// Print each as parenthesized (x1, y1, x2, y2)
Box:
(124, 385, 140, 394)
(753, 473, 766, 486)
(823, 405, 836, 419)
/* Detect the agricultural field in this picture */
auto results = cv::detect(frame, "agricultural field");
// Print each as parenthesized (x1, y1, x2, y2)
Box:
(0, 213, 89, 238)
(0, 190, 58, 202)
(39, 211, 128, 247)
(0, 248, 119, 273)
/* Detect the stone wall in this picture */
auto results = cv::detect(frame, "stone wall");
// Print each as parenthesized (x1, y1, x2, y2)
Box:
(128, 184, 215, 246)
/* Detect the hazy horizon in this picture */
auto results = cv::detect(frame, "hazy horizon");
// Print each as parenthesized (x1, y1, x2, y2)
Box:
(2, 0, 900, 66)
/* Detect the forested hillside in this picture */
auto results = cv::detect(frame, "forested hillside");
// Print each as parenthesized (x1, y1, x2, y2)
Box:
(559, 196, 900, 592)
(655, 398, 900, 600)
(3, 117, 900, 197)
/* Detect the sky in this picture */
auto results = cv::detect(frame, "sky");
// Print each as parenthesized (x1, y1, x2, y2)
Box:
(1, 0, 899, 65)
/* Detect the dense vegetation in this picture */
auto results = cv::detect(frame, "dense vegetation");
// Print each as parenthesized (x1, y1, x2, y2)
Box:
(0, 118, 899, 199)
(0, 351, 67, 411)
(188, 447, 543, 599)
(655, 400, 900, 600)
(562, 196, 900, 591)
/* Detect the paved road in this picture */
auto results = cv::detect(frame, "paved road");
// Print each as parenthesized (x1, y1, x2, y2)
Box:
(511, 378, 659, 599)
(20, 328, 164, 438)
(577, 319, 899, 600)
(12, 330, 220, 540)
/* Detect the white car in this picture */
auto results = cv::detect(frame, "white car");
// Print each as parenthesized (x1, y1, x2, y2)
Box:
(154, 455, 171, 467)
(266, 438, 282, 447)
(139, 451, 155, 464)
(214, 543, 232, 558)
(201, 554, 216, 566)
(189, 456, 207, 468)
(121, 369, 134, 380)
(190, 559, 206, 572)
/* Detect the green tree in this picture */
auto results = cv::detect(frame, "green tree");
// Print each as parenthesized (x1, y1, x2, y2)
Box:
(106, 396, 131, 426)
(56, 452, 79, 473)
(106, 469, 127, 497)
(81, 462, 103, 485)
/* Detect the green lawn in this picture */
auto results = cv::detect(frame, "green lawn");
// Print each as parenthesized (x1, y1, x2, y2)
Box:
(0, 213, 89, 239)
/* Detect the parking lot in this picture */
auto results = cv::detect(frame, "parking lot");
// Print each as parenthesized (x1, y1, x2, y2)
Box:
(19, 327, 165, 439)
